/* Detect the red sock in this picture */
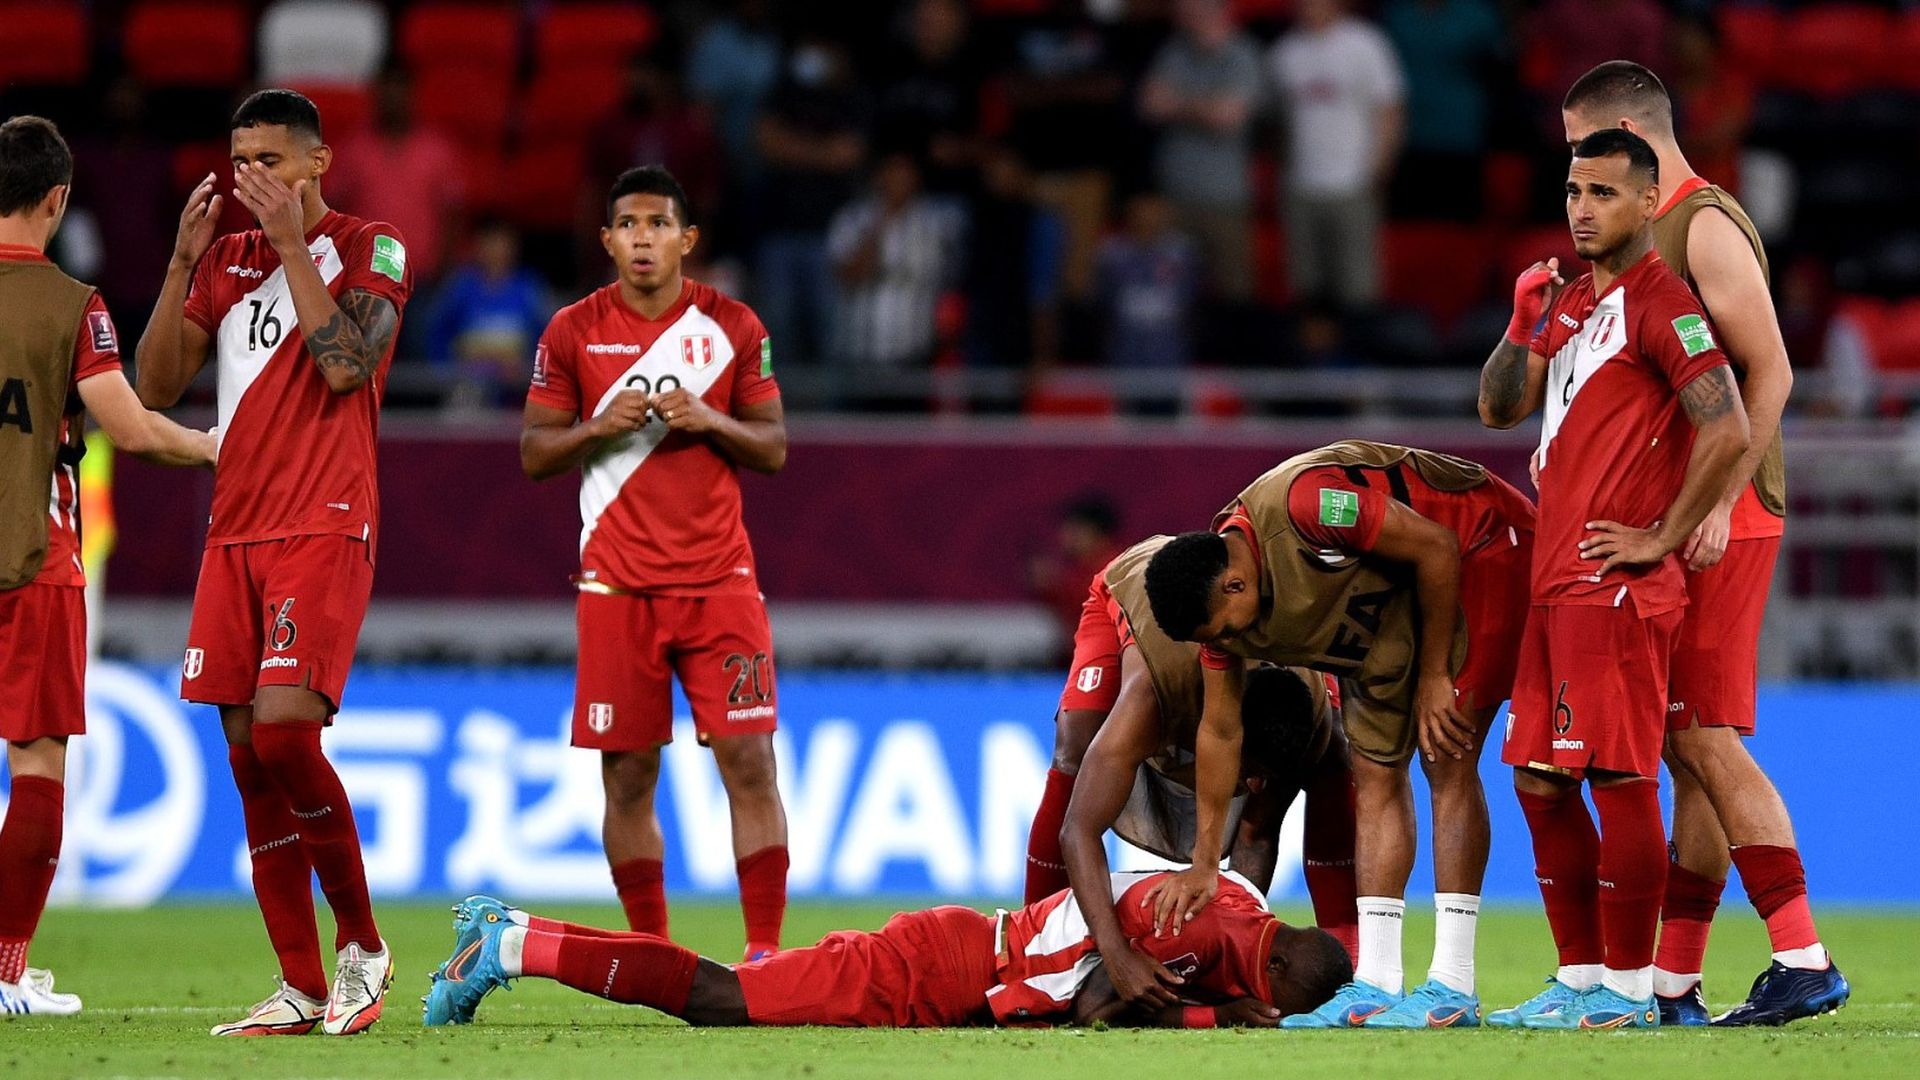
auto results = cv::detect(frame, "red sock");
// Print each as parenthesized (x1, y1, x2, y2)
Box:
(229, 745, 327, 999)
(250, 721, 381, 952)
(1517, 786, 1603, 967)
(1303, 765, 1359, 961)
(526, 915, 625, 937)
(1024, 768, 1075, 904)
(611, 857, 668, 937)
(0, 775, 63, 984)
(1654, 861, 1724, 978)
(1592, 781, 1668, 973)
(737, 845, 788, 957)
(521, 928, 699, 1014)
(1729, 844, 1820, 953)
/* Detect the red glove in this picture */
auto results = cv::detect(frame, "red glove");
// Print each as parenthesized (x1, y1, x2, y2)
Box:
(1505, 257, 1564, 345)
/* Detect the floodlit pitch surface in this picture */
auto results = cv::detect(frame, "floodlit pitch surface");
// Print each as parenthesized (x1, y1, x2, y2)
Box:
(8, 903, 1916, 1078)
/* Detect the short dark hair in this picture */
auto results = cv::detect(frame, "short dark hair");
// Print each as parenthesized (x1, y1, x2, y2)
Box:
(231, 88, 323, 141)
(0, 116, 72, 216)
(1563, 61, 1673, 133)
(1572, 127, 1659, 186)
(1144, 532, 1229, 642)
(1272, 927, 1355, 1018)
(607, 165, 693, 226)
(1240, 666, 1318, 772)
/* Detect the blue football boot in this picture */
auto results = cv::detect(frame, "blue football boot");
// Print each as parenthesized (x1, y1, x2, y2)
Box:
(1279, 979, 1402, 1028)
(1712, 960, 1849, 1027)
(1522, 985, 1660, 1030)
(1488, 978, 1582, 1028)
(1656, 981, 1711, 1027)
(1365, 979, 1482, 1028)
(423, 895, 516, 1026)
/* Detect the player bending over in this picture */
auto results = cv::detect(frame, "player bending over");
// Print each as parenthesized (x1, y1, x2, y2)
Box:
(1141, 441, 1534, 1029)
(0, 116, 216, 1016)
(1478, 128, 1749, 1030)
(423, 873, 1350, 1030)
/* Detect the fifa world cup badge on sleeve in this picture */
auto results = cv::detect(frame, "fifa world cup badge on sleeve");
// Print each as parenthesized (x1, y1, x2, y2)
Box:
(1320, 489, 1359, 528)
(1671, 314, 1716, 357)
(371, 235, 406, 283)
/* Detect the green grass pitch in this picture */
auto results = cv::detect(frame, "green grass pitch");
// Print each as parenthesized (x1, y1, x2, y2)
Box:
(6, 901, 1916, 1079)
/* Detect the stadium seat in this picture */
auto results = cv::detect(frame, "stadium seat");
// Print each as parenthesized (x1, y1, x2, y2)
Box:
(535, 3, 659, 70)
(0, 3, 89, 86)
(413, 67, 515, 148)
(290, 83, 374, 139)
(398, 3, 521, 75)
(1383, 223, 1495, 332)
(1772, 6, 1893, 98)
(125, 2, 251, 88)
(1025, 374, 1118, 418)
(1892, 12, 1920, 91)
(501, 140, 589, 230)
(258, 0, 388, 85)
(1716, 6, 1780, 82)
(522, 66, 629, 141)
(1874, 300, 1920, 370)
(1482, 153, 1532, 226)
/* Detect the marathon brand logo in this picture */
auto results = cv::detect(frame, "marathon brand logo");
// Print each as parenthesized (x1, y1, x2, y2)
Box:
(727, 704, 777, 722)
(226, 265, 265, 279)
(1551, 681, 1582, 749)
(585, 342, 646, 355)
(88, 310, 119, 353)
(1672, 313, 1716, 358)
(260, 656, 300, 671)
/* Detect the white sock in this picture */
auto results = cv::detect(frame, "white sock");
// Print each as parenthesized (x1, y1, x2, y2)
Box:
(1652, 967, 1701, 997)
(1355, 896, 1406, 995)
(1556, 963, 1603, 991)
(1773, 943, 1829, 970)
(1427, 893, 1480, 994)
(1602, 965, 1653, 1001)
(507, 908, 530, 927)
(499, 925, 528, 978)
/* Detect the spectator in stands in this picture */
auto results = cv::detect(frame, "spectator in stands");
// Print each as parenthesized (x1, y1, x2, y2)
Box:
(755, 33, 870, 365)
(827, 152, 965, 369)
(1268, 0, 1404, 314)
(590, 59, 725, 255)
(875, 0, 985, 196)
(999, 2, 1130, 303)
(963, 144, 1066, 371)
(326, 68, 465, 284)
(686, 0, 782, 182)
(1095, 192, 1199, 371)
(1029, 494, 1124, 664)
(1138, 0, 1262, 303)
(425, 218, 551, 410)
(68, 77, 174, 321)
(1381, 0, 1506, 220)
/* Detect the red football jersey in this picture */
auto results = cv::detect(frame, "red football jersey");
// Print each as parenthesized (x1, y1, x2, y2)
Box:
(0, 246, 123, 587)
(988, 870, 1281, 1023)
(1283, 464, 1535, 556)
(1528, 249, 1729, 613)
(528, 279, 780, 594)
(184, 211, 413, 547)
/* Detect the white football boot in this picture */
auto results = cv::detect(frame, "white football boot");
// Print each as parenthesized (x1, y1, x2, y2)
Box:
(209, 978, 324, 1036)
(322, 940, 392, 1035)
(0, 967, 84, 1016)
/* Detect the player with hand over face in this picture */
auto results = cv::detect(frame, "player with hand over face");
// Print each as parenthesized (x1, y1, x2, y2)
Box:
(0, 116, 216, 1017)
(1479, 128, 1749, 1030)
(521, 167, 790, 961)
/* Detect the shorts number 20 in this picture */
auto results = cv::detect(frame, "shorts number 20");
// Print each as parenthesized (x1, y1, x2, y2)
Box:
(724, 651, 773, 705)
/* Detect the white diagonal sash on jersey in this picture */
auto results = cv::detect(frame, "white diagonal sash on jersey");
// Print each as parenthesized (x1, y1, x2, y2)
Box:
(578, 306, 737, 554)
(214, 237, 345, 435)
(1537, 288, 1628, 472)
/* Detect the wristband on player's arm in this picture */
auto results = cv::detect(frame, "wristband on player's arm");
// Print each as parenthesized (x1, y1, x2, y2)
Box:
(1182, 1005, 1217, 1029)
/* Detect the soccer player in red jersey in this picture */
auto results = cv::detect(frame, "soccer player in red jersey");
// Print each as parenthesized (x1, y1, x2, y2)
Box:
(0, 116, 216, 1016)
(1564, 63, 1846, 1027)
(521, 167, 789, 960)
(135, 90, 413, 1036)
(1478, 128, 1749, 1029)
(423, 874, 1351, 1029)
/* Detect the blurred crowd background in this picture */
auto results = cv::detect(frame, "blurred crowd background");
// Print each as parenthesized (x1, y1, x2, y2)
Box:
(5, 0, 1919, 417)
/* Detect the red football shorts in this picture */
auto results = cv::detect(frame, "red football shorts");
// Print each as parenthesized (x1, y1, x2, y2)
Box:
(1503, 603, 1683, 780)
(1058, 573, 1123, 714)
(1668, 536, 1779, 735)
(735, 905, 997, 1027)
(1455, 525, 1533, 714)
(0, 582, 86, 742)
(573, 589, 778, 751)
(181, 535, 374, 713)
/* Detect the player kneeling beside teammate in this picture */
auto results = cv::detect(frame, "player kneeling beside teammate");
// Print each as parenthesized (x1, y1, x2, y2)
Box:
(423, 873, 1350, 1030)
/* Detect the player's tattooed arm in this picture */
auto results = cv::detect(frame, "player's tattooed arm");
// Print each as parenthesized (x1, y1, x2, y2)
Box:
(1678, 363, 1741, 425)
(1477, 340, 1546, 428)
(306, 289, 398, 394)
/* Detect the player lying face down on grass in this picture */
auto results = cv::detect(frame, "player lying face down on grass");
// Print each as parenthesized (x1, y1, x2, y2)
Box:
(1134, 443, 1536, 1028)
(423, 876, 1351, 1030)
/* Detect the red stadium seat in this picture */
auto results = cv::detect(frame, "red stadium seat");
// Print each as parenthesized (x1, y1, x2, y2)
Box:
(522, 66, 629, 140)
(1482, 153, 1532, 226)
(501, 140, 589, 230)
(1252, 219, 1287, 307)
(535, 3, 659, 70)
(291, 83, 374, 140)
(0, 3, 89, 86)
(1383, 224, 1495, 331)
(413, 67, 514, 148)
(1872, 300, 1920, 371)
(398, 3, 520, 75)
(1772, 6, 1893, 98)
(1892, 12, 1920, 91)
(1716, 6, 1780, 82)
(1025, 375, 1118, 418)
(125, 2, 250, 88)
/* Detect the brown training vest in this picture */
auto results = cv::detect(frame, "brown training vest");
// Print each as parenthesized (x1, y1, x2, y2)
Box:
(0, 258, 94, 590)
(1650, 183, 1787, 519)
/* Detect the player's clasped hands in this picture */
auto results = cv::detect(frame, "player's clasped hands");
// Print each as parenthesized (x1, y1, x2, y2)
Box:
(1579, 519, 1673, 574)
(648, 387, 720, 434)
(592, 390, 652, 437)
(1144, 864, 1218, 937)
